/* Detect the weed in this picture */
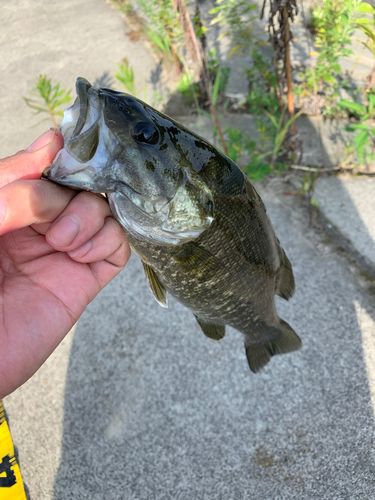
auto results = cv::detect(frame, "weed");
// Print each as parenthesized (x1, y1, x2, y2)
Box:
(283, 171, 320, 225)
(111, 0, 133, 15)
(225, 108, 301, 179)
(354, 2, 375, 89)
(115, 58, 136, 95)
(339, 90, 375, 167)
(136, 0, 182, 70)
(23, 75, 71, 128)
(209, 0, 263, 58)
(300, 0, 362, 116)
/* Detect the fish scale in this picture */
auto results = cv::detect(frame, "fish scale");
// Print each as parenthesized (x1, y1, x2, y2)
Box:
(45, 77, 301, 373)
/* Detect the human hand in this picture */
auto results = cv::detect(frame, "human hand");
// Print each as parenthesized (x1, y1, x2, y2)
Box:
(0, 129, 130, 398)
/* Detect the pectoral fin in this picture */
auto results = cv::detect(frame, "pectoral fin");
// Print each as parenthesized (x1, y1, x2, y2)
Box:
(195, 316, 225, 341)
(142, 262, 168, 308)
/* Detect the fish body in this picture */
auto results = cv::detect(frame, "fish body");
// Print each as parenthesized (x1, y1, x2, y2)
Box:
(46, 77, 301, 372)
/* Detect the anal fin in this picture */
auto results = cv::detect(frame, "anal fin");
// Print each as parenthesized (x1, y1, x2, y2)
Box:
(142, 262, 168, 308)
(245, 319, 301, 373)
(195, 316, 225, 341)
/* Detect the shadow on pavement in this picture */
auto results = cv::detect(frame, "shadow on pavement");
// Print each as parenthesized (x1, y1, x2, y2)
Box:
(52, 188, 375, 499)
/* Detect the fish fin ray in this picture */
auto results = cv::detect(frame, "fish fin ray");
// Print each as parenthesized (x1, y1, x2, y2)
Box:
(142, 262, 168, 308)
(245, 319, 301, 372)
(275, 247, 295, 300)
(195, 316, 225, 341)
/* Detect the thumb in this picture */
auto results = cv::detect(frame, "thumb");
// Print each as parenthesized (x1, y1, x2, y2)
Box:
(0, 129, 64, 188)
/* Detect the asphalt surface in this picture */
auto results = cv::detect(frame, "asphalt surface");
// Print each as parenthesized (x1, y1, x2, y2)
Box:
(1, 1, 375, 499)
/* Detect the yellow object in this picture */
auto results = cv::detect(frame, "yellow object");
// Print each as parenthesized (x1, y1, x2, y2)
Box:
(0, 400, 27, 500)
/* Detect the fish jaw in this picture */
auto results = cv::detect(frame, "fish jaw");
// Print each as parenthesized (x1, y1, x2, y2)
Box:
(45, 78, 118, 193)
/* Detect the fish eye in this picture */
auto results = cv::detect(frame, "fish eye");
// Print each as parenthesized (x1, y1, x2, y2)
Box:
(133, 122, 159, 145)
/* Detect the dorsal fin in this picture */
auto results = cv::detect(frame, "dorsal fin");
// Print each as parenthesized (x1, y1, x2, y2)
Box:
(142, 262, 168, 308)
(195, 316, 225, 341)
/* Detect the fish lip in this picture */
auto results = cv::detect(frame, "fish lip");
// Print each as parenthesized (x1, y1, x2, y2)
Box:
(54, 78, 102, 166)
(70, 77, 92, 138)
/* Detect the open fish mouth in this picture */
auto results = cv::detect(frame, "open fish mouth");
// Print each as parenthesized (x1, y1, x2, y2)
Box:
(43, 78, 113, 192)
(60, 77, 101, 163)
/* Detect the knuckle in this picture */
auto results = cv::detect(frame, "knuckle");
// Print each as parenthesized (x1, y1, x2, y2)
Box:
(24, 180, 49, 218)
(106, 216, 127, 238)
(76, 191, 110, 218)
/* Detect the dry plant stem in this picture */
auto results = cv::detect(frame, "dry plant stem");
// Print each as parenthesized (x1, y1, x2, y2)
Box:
(172, 0, 228, 155)
(172, 0, 203, 82)
(283, 5, 296, 135)
(49, 108, 58, 128)
(265, 0, 284, 108)
(170, 44, 183, 74)
(209, 101, 228, 155)
(290, 164, 375, 175)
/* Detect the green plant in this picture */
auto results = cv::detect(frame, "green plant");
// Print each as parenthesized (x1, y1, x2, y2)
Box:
(136, 0, 182, 70)
(305, 0, 362, 98)
(354, 2, 375, 88)
(209, 0, 263, 58)
(115, 58, 136, 95)
(115, 58, 159, 104)
(23, 75, 71, 127)
(339, 90, 375, 166)
(283, 171, 320, 226)
(111, 0, 133, 15)
(206, 48, 230, 95)
(224, 108, 302, 180)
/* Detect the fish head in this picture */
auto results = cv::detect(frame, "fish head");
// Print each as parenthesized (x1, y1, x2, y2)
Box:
(45, 77, 216, 246)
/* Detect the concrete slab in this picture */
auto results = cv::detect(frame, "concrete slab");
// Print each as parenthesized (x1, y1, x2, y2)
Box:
(314, 175, 375, 270)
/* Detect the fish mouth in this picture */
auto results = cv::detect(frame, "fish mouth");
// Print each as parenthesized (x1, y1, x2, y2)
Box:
(62, 77, 101, 162)
(43, 78, 106, 189)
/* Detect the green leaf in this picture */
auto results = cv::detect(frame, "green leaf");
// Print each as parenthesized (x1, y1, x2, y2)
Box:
(347, 123, 371, 131)
(357, 3, 375, 14)
(212, 67, 221, 106)
(338, 100, 366, 116)
(354, 129, 370, 149)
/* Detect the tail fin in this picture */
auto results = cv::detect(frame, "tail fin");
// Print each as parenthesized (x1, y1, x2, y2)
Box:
(245, 319, 301, 373)
(275, 247, 295, 300)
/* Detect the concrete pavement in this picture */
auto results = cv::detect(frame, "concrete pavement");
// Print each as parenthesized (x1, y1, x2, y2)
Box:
(1, 1, 375, 499)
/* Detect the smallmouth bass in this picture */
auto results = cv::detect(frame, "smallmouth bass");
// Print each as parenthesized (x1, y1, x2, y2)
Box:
(45, 77, 301, 372)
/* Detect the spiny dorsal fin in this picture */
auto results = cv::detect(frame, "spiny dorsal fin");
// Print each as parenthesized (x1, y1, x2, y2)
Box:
(142, 262, 168, 308)
(195, 316, 225, 341)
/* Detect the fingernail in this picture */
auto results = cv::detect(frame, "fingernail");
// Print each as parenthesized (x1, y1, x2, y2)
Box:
(27, 128, 59, 152)
(68, 240, 93, 259)
(48, 216, 79, 246)
(0, 199, 6, 223)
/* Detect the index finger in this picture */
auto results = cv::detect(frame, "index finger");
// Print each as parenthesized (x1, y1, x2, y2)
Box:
(0, 178, 76, 236)
(0, 129, 64, 188)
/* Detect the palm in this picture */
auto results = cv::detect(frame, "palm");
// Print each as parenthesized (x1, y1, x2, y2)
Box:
(0, 226, 109, 390)
(0, 130, 129, 397)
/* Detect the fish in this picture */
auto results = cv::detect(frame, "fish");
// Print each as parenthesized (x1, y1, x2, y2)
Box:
(45, 77, 301, 373)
